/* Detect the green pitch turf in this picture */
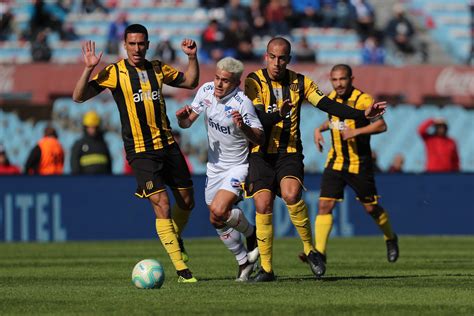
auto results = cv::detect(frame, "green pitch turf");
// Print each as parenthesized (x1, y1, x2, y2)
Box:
(0, 236, 473, 315)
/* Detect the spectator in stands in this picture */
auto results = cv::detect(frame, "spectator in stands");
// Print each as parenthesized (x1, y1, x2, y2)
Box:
(61, 21, 80, 41)
(249, 0, 268, 37)
(200, 0, 226, 9)
(294, 36, 316, 62)
(81, 0, 108, 14)
(265, 0, 291, 36)
(388, 153, 404, 173)
(385, 4, 416, 55)
(172, 131, 193, 174)
(468, 0, 474, 65)
(28, 0, 65, 40)
(222, 18, 253, 58)
(31, 30, 52, 62)
(418, 118, 460, 173)
(70, 111, 112, 174)
(224, 0, 251, 28)
(361, 35, 385, 65)
(291, 0, 320, 28)
(351, 0, 375, 41)
(200, 19, 224, 63)
(153, 34, 176, 64)
(0, 3, 14, 41)
(106, 12, 128, 55)
(25, 125, 64, 175)
(0, 145, 21, 175)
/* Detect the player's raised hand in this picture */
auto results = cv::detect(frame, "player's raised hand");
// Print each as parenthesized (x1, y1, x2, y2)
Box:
(181, 39, 197, 57)
(231, 110, 244, 129)
(365, 101, 387, 119)
(176, 105, 192, 120)
(81, 40, 103, 69)
(314, 128, 325, 152)
(279, 99, 295, 118)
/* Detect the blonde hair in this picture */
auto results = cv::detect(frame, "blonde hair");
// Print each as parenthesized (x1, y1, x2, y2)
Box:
(216, 57, 244, 81)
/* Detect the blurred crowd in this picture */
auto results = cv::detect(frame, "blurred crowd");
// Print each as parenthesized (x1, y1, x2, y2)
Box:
(0, 0, 439, 65)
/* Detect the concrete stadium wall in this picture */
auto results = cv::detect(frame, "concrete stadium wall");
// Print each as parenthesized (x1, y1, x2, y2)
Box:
(0, 173, 473, 242)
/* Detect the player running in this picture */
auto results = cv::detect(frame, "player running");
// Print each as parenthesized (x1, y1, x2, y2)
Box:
(176, 57, 263, 281)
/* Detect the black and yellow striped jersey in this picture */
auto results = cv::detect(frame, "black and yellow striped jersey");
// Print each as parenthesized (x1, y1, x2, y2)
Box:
(90, 59, 184, 155)
(325, 87, 373, 174)
(245, 68, 325, 154)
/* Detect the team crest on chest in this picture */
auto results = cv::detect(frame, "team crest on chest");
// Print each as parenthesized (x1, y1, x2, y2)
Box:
(289, 83, 299, 91)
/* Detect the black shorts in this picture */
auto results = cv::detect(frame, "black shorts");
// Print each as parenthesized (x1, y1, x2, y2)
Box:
(319, 167, 378, 204)
(128, 142, 193, 198)
(245, 152, 304, 197)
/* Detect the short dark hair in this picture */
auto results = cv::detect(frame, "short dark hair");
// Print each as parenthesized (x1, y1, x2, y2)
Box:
(331, 64, 352, 77)
(267, 37, 291, 55)
(124, 24, 148, 41)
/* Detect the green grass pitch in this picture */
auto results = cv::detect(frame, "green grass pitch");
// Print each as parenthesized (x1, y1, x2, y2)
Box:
(0, 236, 473, 315)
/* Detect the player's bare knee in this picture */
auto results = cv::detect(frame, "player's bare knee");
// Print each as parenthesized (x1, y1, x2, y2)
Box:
(281, 194, 300, 206)
(318, 199, 335, 215)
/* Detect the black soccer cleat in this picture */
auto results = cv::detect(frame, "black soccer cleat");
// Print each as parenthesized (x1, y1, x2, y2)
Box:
(251, 267, 276, 282)
(177, 237, 189, 262)
(177, 268, 197, 283)
(307, 250, 327, 278)
(246, 226, 258, 252)
(386, 234, 399, 263)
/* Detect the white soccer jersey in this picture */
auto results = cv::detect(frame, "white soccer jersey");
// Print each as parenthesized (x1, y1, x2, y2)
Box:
(191, 81, 263, 173)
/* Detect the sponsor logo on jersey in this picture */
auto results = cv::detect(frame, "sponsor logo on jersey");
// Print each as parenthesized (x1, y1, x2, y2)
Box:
(230, 178, 241, 188)
(329, 119, 347, 131)
(208, 117, 231, 135)
(203, 84, 214, 92)
(133, 89, 160, 102)
(224, 105, 234, 118)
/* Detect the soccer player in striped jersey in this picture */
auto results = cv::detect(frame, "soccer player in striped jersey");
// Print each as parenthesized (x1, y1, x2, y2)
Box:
(176, 57, 264, 281)
(302, 64, 398, 276)
(244, 37, 386, 281)
(73, 24, 199, 283)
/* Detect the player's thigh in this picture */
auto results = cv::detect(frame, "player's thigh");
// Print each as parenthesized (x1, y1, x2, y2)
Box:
(345, 169, 378, 205)
(244, 153, 276, 197)
(319, 168, 345, 201)
(206, 165, 247, 207)
(163, 143, 193, 191)
(129, 154, 166, 198)
(276, 153, 305, 188)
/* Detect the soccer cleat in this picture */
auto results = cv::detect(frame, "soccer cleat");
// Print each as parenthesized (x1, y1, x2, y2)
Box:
(235, 261, 255, 282)
(177, 268, 197, 283)
(298, 252, 308, 263)
(178, 237, 189, 263)
(307, 250, 326, 278)
(246, 227, 258, 252)
(386, 234, 399, 263)
(251, 267, 276, 282)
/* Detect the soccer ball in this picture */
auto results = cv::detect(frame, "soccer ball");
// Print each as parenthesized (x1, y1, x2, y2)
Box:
(132, 259, 165, 289)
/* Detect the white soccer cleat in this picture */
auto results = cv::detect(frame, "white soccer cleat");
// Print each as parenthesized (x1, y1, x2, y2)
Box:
(235, 261, 255, 282)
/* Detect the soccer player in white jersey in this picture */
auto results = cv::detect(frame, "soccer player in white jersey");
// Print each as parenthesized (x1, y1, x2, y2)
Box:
(176, 57, 264, 281)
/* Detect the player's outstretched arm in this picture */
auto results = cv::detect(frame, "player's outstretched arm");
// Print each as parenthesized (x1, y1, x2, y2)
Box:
(73, 41, 103, 103)
(314, 120, 329, 152)
(176, 39, 199, 89)
(364, 101, 387, 120)
(176, 105, 198, 128)
(341, 118, 387, 140)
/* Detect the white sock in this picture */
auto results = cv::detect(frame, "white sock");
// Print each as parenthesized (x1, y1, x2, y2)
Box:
(216, 226, 248, 265)
(226, 207, 254, 238)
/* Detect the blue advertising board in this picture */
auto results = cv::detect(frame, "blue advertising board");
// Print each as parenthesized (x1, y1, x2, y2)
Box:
(0, 174, 473, 242)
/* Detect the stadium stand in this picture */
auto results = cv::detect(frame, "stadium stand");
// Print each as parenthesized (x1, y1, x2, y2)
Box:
(1, 102, 473, 174)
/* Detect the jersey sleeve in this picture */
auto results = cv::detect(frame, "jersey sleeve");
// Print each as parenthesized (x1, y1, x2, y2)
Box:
(90, 64, 117, 90)
(356, 93, 374, 110)
(190, 83, 211, 115)
(304, 76, 326, 107)
(161, 62, 184, 87)
(244, 76, 264, 107)
(241, 98, 263, 130)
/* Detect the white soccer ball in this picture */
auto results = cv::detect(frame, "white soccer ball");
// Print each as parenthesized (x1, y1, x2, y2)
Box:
(132, 259, 165, 289)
